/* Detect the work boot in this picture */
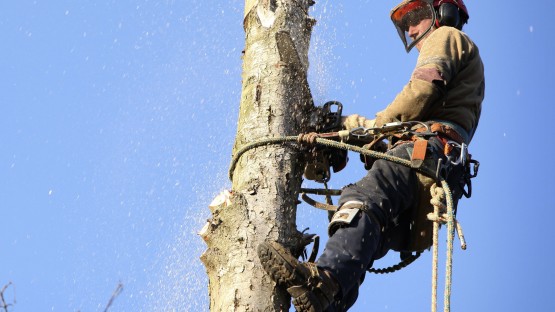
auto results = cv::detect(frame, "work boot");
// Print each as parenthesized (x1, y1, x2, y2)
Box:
(257, 241, 339, 312)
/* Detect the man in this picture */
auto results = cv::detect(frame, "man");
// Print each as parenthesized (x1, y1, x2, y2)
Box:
(258, 0, 485, 311)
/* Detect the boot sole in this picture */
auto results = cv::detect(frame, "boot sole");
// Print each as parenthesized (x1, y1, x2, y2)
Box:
(293, 293, 321, 312)
(257, 242, 324, 312)
(257, 241, 309, 288)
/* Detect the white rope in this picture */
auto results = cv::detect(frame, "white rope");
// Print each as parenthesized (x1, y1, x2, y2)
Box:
(428, 181, 466, 312)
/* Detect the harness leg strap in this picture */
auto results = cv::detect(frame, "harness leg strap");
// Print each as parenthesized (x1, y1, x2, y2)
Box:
(411, 139, 428, 169)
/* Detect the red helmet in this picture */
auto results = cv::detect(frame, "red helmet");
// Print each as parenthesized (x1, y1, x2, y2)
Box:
(391, 0, 470, 52)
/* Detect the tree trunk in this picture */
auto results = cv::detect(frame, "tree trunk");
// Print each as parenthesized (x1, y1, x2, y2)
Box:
(200, 0, 317, 311)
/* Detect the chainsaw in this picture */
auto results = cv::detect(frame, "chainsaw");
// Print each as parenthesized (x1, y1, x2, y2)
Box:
(303, 101, 348, 183)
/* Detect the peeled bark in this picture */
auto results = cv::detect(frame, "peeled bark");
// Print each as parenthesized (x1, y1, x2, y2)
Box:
(200, 0, 317, 311)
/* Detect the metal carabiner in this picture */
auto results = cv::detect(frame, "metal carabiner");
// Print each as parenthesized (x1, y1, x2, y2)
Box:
(350, 127, 372, 139)
(446, 141, 468, 167)
(469, 159, 480, 178)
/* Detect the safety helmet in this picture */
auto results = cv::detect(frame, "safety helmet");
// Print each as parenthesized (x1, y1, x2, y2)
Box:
(390, 0, 469, 52)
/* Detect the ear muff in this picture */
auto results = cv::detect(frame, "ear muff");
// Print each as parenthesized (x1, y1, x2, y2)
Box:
(438, 3, 461, 29)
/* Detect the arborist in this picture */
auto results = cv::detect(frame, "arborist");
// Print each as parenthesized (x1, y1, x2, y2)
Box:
(257, 0, 485, 311)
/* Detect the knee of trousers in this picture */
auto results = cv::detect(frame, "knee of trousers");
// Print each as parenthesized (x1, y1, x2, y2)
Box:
(328, 201, 379, 237)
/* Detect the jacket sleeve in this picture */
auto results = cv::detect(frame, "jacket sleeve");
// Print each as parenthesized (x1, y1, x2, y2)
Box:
(375, 27, 468, 126)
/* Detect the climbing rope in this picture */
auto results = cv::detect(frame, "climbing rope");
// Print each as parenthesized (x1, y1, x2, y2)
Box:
(230, 133, 467, 312)
(428, 180, 467, 312)
(229, 134, 437, 181)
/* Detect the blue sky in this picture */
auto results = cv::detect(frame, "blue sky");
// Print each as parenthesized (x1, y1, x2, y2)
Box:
(1, 1, 554, 311)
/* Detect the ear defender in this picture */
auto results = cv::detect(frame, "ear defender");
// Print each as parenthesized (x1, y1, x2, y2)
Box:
(438, 3, 461, 29)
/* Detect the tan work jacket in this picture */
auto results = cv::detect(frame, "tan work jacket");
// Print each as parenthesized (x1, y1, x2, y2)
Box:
(375, 26, 485, 143)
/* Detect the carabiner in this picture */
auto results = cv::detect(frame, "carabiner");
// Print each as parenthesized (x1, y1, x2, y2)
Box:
(446, 141, 467, 166)
(350, 127, 371, 139)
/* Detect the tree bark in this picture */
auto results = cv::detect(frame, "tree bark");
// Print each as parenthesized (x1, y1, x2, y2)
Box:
(200, 0, 317, 311)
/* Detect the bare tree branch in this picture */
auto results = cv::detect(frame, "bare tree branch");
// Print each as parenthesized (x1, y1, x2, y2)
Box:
(103, 282, 123, 312)
(0, 282, 15, 312)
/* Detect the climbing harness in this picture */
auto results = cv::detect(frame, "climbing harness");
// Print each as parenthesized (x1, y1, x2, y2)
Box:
(229, 105, 479, 312)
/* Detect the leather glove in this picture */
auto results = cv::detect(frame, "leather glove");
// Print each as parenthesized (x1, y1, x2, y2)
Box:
(342, 114, 376, 130)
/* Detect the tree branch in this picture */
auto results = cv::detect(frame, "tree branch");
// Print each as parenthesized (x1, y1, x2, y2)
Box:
(103, 282, 124, 312)
(0, 282, 15, 312)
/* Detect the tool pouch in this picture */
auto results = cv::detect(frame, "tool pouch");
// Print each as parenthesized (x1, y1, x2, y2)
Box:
(393, 140, 445, 253)
(410, 171, 437, 251)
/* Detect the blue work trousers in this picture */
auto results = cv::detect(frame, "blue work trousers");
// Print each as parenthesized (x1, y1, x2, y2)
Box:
(317, 137, 458, 311)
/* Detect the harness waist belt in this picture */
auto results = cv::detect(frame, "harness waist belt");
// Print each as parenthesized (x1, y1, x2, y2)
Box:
(429, 123, 465, 145)
(428, 120, 470, 144)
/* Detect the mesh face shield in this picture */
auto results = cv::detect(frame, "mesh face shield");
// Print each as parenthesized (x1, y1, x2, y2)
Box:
(390, 0, 436, 52)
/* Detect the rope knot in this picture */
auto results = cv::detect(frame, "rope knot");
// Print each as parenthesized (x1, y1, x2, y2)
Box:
(297, 132, 320, 147)
(428, 183, 447, 224)
(428, 182, 467, 249)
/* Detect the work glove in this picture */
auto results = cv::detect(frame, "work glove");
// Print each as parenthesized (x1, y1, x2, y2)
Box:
(342, 114, 376, 130)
